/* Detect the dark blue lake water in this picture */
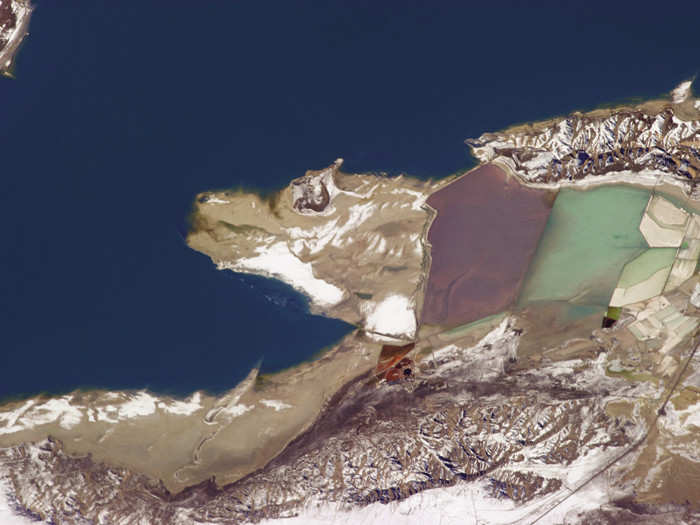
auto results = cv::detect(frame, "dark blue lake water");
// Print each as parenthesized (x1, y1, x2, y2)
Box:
(1, 1, 698, 399)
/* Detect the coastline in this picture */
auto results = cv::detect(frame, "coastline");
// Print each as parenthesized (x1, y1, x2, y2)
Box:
(491, 158, 700, 212)
(0, 1, 33, 78)
(3, 154, 694, 493)
(2, 81, 699, 503)
(489, 81, 697, 139)
(0, 329, 381, 493)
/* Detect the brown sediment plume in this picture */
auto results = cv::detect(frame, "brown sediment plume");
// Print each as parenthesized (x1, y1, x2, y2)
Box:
(422, 164, 553, 327)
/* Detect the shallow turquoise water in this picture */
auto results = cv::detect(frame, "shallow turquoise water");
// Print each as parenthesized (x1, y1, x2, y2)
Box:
(518, 186, 651, 308)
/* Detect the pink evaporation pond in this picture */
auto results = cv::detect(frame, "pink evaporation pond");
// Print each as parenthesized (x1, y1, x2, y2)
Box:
(422, 164, 553, 327)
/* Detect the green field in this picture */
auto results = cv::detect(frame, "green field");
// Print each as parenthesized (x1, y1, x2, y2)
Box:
(616, 248, 676, 289)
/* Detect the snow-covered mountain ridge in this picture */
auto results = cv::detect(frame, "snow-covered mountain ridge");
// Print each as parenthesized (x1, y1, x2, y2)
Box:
(467, 82, 700, 195)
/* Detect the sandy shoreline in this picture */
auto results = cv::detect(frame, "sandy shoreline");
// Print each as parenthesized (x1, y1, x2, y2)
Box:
(0, 329, 381, 493)
(2, 83, 699, 500)
(491, 159, 700, 210)
(2, 157, 696, 495)
(486, 86, 699, 138)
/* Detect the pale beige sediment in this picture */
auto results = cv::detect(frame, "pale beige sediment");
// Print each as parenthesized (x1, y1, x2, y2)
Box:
(0, 332, 381, 493)
(188, 161, 440, 338)
(647, 195, 689, 226)
(610, 266, 673, 307)
(666, 257, 698, 291)
(640, 214, 685, 247)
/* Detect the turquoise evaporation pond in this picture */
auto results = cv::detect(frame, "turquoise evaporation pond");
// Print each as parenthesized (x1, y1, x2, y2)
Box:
(517, 186, 652, 312)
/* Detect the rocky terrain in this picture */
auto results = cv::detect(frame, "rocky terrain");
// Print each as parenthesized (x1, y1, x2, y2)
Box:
(2, 313, 699, 524)
(2, 83, 700, 524)
(0, 0, 32, 77)
(467, 84, 700, 194)
(188, 159, 441, 339)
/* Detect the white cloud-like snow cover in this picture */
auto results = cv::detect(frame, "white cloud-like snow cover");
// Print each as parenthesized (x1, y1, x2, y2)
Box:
(220, 242, 345, 307)
(363, 294, 416, 338)
(0, 397, 83, 435)
(0, 478, 34, 525)
(221, 404, 253, 418)
(117, 392, 157, 418)
(260, 400, 292, 411)
(0, 391, 205, 436)
(285, 202, 378, 256)
(162, 392, 204, 416)
(671, 80, 693, 103)
(203, 197, 230, 204)
(257, 473, 612, 525)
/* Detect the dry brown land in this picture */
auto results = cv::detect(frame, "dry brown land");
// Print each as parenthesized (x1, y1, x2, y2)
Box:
(187, 160, 439, 337)
(0, 331, 381, 493)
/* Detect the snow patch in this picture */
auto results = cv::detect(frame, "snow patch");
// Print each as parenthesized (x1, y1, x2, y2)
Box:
(522, 151, 555, 170)
(95, 406, 119, 424)
(160, 392, 203, 416)
(0, 397, 82, 434)
(0, 401, 35, 435)
(117, 392, 157, 418)
(222, 404, 253, 418)
(0, 477, 36, 525)
(203, 197, 230, 204)
(363, 294, 416, 338)
(428, 318, 517, 382)
(690, 283, 700, 308)
(686, 406, 700, 429)
(27, 398, 83, 430)
(660, 399, 700, 436)
(671, 80, 693, 104)
(363, 331, 407, 344)
(260, 399, 292, 411)
(390, 187, 427, 210)
(0, 389, 204, 436)
(220, 241, 345, 307)
(512, 167, 688, 193)
(258, 473, 612, 525)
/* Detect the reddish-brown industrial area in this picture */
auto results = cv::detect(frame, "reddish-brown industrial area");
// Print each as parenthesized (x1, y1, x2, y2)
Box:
(375, 342, 415, 382)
